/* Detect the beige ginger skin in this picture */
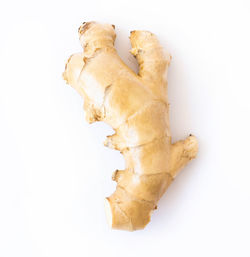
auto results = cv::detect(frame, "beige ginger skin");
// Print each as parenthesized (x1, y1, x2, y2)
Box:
(63, 22, 198, 231)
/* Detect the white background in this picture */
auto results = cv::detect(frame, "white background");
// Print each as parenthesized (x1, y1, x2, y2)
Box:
(1, 0, 250, 256)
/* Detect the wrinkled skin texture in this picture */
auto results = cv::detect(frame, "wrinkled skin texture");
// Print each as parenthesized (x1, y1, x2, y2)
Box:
(63, 22, 198, 231)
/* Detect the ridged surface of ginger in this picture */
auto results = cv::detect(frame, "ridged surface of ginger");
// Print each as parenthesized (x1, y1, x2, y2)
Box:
(63, 22, 198, 231)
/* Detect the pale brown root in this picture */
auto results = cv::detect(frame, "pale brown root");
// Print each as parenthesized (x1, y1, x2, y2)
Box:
(63, 22, 198, 231)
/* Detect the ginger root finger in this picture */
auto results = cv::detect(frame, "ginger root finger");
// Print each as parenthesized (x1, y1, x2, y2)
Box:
(63, 22, 198, 231)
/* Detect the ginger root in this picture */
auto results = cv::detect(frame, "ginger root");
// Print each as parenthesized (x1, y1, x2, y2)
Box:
(63, 22, 198, 231)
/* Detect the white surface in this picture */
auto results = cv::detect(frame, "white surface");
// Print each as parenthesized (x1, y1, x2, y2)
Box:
(0, 0, 250, 256)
